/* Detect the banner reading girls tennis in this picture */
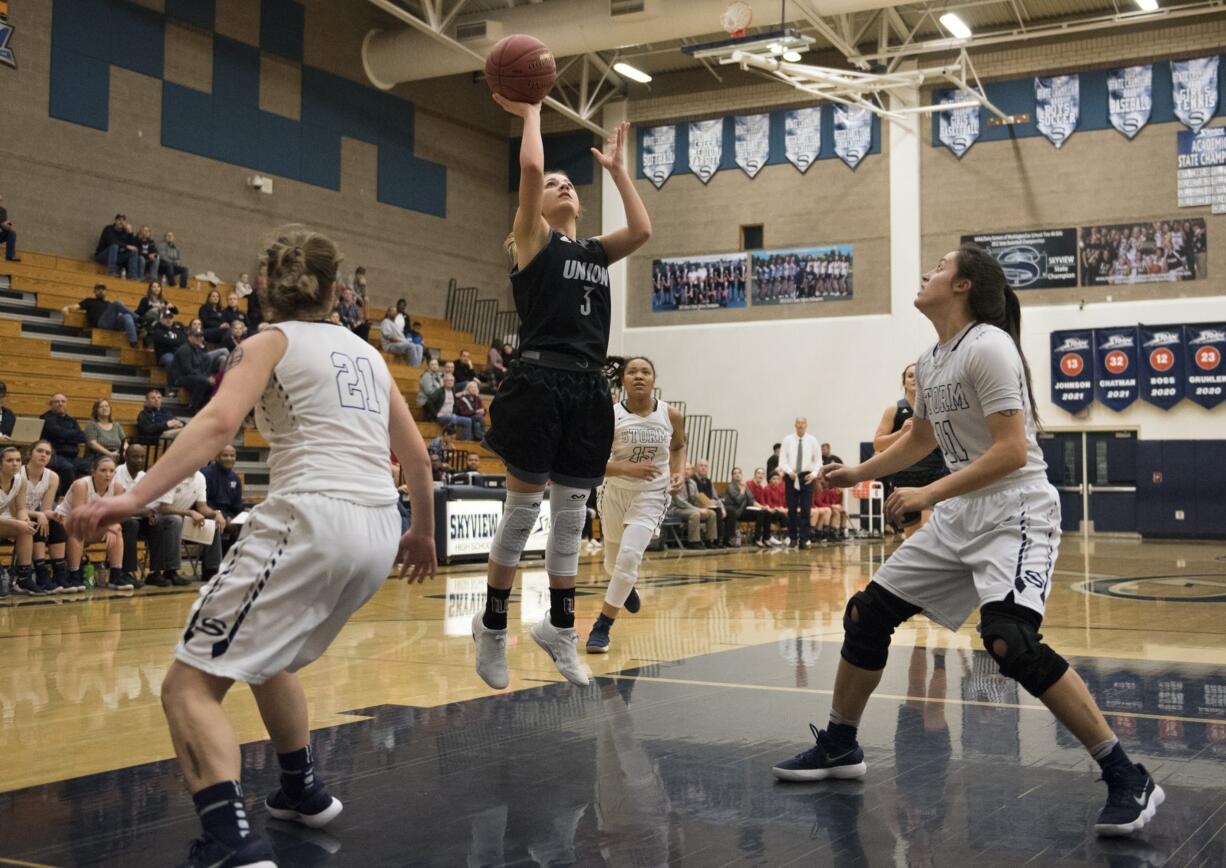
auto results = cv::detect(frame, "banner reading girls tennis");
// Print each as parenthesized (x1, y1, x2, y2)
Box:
(1184, 323, 1226, 409)
(784, 107, 821, 172)
(734, 113, 770, 178)
(1035, 75, 1080, 148)
(937, 89, 980, 158)
(833, 106, 872, 168)
(688, 119, 723, 184)
(639, 125, 676, 189)
(1050, 330, 1094, 413)
(1139, 325, 1185, 410)
(1171, 56, 1219, 132)
(1093, 326, 1139, 411)
(1107, 65, 1152, 139)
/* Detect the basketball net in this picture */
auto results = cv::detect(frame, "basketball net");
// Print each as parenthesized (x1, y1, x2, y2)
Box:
(722, 1, 752, 39)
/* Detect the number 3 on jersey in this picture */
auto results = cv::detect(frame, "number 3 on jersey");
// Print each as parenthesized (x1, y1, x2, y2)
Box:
(580, 286, 593, 317)
(332, 352, 382, 413)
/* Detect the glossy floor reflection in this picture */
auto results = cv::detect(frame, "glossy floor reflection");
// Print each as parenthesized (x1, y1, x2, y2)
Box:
(1, 537, 1225, 866)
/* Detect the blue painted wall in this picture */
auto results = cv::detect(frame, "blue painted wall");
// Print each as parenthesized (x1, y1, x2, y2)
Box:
(48, 0, 447, 217)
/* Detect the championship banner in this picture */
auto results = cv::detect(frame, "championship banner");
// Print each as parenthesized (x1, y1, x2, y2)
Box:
(937, 89, 980, 158)
(784, 107, 821, 173)
(1107, 65, 1152, 139)
(1176, 127, 1226, 210)
(688, 119, 723, 185)
(1171, 56, 1219, 132)
(1050, 330, 1094, 413)
(833, 106, 872, 169)
(734, 113, 770, 178)
(652, 252, 748, 312)
(961, 229, 1077, 290)
(1184, 322, 1226, 409)
(751, 244, 853, 305)
(1035, 75, 1079, 149)
(1079, 218, 1206, 285)
(1139, 325, 1185, 410)
(1093, 326, 1139, 412)
(640, 125, 676, 189)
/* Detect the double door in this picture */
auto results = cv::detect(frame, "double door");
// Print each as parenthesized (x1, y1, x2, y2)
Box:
(1037, 430, 1137, 533)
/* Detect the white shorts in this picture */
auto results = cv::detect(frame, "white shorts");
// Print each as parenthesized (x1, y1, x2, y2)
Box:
(175, 492, 401, 684)
(873, 482, 1061, 632)
(599, 484, 669, 548)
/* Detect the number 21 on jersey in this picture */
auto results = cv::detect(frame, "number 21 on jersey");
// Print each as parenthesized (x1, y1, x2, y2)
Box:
(332, 352, 382, 413)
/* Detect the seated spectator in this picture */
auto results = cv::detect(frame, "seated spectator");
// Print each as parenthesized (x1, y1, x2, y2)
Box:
(114, 443, 180, 588)
(56, 454, 130, 590)
(23, 440, 67, 592)
(0, 192, 20, 262)
(501, 341, 516, 364)
(442, 360, 456, 384)
(336, 286, 369, 342)
(417, 358, 443, 411)
(134, 225, 159, 281)
(453, 350, 477, 389)
(766, 442, 782, 480)
(198, 289, 230, 344)
(690, 459, 728, 544)
(136, 281, 177, 333)
(428, 426, 457, 481)
(39, 393, 90, 495)
(136, 388, 185, 444)
(668, 463, 718, 550)
(327, 310, 342, 325)
(746, 466, 786, 546)
(380, 306, 423, 366)
(235, 272, 253, 299)
(202, 445, 244, 554)
(812, 486, 847, 541)
(455, 381, 486, 442)
(159, 470, 226, 583)
(408, 320, 425, 351)
(352, 265, 369, 299)
(393, 298, 408, 332)
(150, 310, 187, 386)
(173, 328, 217, 414)
(94, 213, 139, 278)
(62, 283, 139, 348)
(448, 452, 484, 485)
(428, 374, 472, 440)
(720, 465, 753, 548)
(0, 445, 38, 594)
(222, 319, 247, 353)
(0, 381, 14, 442)
(156, 231, 189, 288)
(187, 318, 230, 369)
(221, 292, 247, 330)
(486, 340, 509, 385)
(83, 399, 125, 462)
(821, 442, 843, 466)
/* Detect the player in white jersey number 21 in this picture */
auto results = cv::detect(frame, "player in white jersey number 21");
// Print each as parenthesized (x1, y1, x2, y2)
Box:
(771, 244, 1163, 839)
(585, 357, 685, 653)
(69, 227, 438, 868)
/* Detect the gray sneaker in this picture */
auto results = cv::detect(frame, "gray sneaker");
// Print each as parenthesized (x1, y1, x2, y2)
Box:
(531, 614, 591, 686)
(472, 612, 509, 690)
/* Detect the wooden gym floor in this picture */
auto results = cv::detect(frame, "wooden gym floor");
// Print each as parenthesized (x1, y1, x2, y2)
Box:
(1, 535, 1225, 866)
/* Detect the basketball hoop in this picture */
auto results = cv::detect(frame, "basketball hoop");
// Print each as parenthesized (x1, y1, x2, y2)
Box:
(721, 1, 753, 38)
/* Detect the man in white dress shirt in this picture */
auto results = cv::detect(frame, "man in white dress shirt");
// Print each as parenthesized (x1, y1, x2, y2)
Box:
(779, 416, 820, 550)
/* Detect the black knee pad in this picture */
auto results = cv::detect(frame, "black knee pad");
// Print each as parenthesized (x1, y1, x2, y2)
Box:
(979, 602, 1069, 698)
(840, 583, 921, 671)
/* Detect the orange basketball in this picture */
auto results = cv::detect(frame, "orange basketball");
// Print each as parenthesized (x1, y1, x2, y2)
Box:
(484, 34, 557, 104)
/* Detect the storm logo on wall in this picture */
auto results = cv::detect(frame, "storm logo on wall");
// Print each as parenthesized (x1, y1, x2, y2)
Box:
(0, 0, 15, 70)
(996, 245, 1045, 288)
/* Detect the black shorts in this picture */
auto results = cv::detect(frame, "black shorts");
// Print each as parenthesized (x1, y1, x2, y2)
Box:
(483, 362, 614, 489)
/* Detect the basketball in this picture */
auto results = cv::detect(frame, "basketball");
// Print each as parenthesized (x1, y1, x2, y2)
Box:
(484, 34, 556, 104)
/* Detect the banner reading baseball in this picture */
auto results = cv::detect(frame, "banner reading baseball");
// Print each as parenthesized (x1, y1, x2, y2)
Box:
(734, 113, 770, 178)
(688, 119, 723, 185)
(1050, 330, 1095, 413)
(1107, 65, 1152, 139)
(1138, 325, 1185, 410)
(1093, 326, 1139, 411)
(1035, 75, 1080, 149)
(639, 125, 676, 189)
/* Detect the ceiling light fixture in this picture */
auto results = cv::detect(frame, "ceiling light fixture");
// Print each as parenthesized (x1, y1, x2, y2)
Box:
(939, 12, 973, 40)
(782, 50, 803, 62)
(1134, 0, 1159, 10)
(613, 61, 653, 83)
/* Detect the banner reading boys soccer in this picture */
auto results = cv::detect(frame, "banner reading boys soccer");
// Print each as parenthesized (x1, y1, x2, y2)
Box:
(751, 244, 853, 305)
(1171, 56, 1219, 132)
(961, 229, 1077, 290)
(833, 106, 872, 169)
(1050, 330, 1094, 413)
(1139, 325, 1185, 409)
(651, 253, 748, 313)
(784, 107, 821, 173)
(1184, 322, 1226, 409)
(1093, 326, 1139, 411)
(734, 113, 770, 178)
(1035, 75, 1080, 149)
(1107, 65, 1152, 139)
(688, 119, 723, 185)
(639, 125, 676, 189)
(937, 89, 980, 158)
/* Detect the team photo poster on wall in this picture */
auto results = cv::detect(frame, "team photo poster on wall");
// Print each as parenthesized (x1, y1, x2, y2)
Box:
(1050, 322, 1226, 413)
(651, 245, 853, 314)
(965, 217, 1206, 291)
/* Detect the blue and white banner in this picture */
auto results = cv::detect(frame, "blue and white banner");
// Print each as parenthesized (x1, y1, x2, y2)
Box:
(688, 119, 723, 185)
(1107, 65, 1152, 139)
(1139, 325, 1185, 410)
(784, 107, 821, 173)
(1185, 322, 1226, 409)
(640, 125, 676, 189)
(1172, 56, 1219, 132)
(1050, 330, 1095, 413)
(1093, 326, 1140, 412)
(1035, 75, 1079, 149)
(937, 89, 980, 158)
(734, 113, 770, 178)
(833, 106, 872, 169)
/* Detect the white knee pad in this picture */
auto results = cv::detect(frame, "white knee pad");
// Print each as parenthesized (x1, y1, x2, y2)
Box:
(605, 523, 653, 609)
(490, 490, 543, 567)
(545, 485, 589, 576)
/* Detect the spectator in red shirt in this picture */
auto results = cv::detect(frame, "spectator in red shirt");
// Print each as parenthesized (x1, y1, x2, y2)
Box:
(747, 467, 786, 547)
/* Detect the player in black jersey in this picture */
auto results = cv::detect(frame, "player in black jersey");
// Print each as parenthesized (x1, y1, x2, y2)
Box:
(873, 363, 948, 536)
(473, 93, 652, 690)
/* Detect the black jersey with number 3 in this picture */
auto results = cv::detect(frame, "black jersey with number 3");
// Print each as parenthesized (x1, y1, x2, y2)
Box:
(511, 229, 611, 367)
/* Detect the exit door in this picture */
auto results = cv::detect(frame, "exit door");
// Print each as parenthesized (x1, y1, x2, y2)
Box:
(1037, 430, 1138, 533)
